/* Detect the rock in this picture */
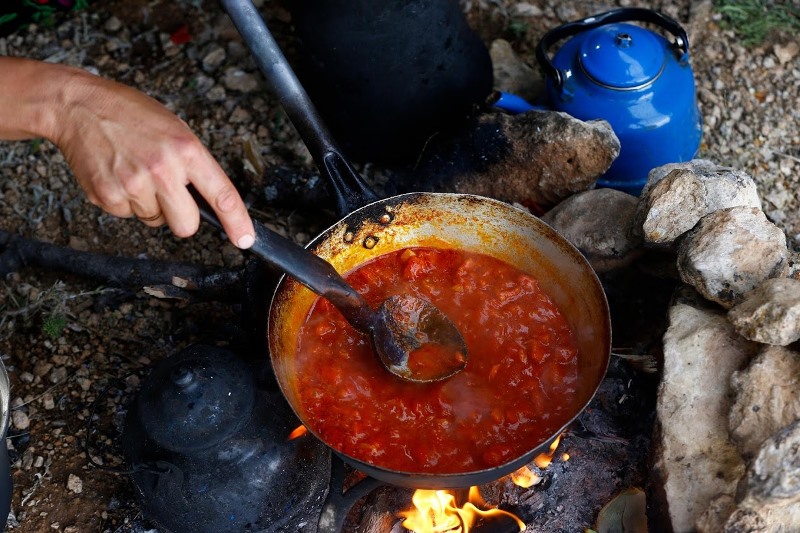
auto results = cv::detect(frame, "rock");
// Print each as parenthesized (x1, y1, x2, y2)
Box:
(32, 361, 53, 377)
(697, 494, 738, 533)
(773, 41, 799, 65)
(103, 16, 122, 33)
(49, 366, 68, 384)
(511, 2, 543, 17)
(201, 45, 226, 73)
(677, 207, 788, 308)
(228, 106, 251, 124)
(12, 410, 30, 431)
(222, 68, 260, 93)
(650, 290, 756, 532)
(42, 393, 55, 410)
(406, 111, 620, 208)
(728, 278, 800, 345)
(723, 508, 768, 532)
(636, 159, 761, 246)
(730, 420, 800, 530)
(206, 85, 226, 102)
(541, 188, 643, 272)
(729, 345, 800, 457)
(490, 39, 542, 102)
(193, 74, 215, 94)
(67, 473, 83, 494)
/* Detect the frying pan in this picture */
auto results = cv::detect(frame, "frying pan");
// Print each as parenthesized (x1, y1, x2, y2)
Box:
(221, 0, 611, 489)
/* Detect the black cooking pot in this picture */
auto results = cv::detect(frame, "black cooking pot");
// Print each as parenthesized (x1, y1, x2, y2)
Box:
(286, 0, 493, 163)
(220, 0, 611, 489)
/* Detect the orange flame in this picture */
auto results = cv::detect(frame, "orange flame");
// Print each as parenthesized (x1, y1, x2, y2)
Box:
(399, 487, 525, 532)
(509, 434, 567, 488)
(533, 434, 562, 469)
(287, 425, 308, 441)
(510, 465, 542, 488)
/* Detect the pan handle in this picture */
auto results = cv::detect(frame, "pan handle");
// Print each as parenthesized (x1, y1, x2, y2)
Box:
(219, 0, 379, 217)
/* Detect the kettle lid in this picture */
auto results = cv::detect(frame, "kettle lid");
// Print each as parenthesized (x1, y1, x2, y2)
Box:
(136, 345, 256, 453)
(579, 23, 664, 89)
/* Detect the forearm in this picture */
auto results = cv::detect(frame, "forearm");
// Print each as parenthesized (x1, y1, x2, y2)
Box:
(0, 57, 91, 142)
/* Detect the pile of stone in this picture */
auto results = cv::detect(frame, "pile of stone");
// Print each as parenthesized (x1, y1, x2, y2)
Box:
(544, 159, 800, 532)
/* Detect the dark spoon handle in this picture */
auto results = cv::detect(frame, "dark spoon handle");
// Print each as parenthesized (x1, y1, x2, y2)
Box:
(188, 186, 374, 330)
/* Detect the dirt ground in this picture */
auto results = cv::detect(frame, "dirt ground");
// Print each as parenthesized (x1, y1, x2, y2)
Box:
(0, 0, 797, 532)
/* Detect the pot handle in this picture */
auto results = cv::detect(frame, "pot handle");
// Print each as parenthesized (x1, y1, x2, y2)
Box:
(535, 7, 690, 92)
(219, 0, 379, 217)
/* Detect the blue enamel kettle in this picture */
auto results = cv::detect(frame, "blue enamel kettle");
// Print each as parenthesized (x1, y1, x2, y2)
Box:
(497, 8, 702, 196)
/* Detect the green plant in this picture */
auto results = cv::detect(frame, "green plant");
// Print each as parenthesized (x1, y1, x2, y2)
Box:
(42, 313, 67, 340)
(715, 0, 800, 47)
(506, 18, 530, 41)
(0, 281, 113, 341)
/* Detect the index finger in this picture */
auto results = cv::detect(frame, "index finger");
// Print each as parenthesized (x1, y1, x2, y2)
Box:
(189, 154, 255, 249)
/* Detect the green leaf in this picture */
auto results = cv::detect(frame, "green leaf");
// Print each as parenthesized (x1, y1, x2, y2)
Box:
(595, 488, 648, 533)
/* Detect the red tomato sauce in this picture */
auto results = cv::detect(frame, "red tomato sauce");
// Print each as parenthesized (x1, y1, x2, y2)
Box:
(294, 247, 580, 473)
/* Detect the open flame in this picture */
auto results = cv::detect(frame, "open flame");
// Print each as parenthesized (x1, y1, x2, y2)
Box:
(399, 487, 524, 532)
(510, 465, 541, 488)
(511, 433, 567, 488)
(287, 424, 308, 440)
(533, 434, 562, 469)
(288, 425, 568, 531)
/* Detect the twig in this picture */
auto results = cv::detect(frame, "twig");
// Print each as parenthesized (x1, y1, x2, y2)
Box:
(770, 149, 800, 164)
(14, 380, 69, 409)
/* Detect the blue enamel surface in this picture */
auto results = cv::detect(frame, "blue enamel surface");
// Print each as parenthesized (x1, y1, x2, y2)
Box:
(579, 23, 664, 88)
(547, 23, 702, 195)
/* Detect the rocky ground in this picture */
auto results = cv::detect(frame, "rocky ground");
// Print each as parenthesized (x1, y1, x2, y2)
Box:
(0, 0, 797, 532)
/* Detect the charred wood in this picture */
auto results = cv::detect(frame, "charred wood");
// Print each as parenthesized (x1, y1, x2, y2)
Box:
(0, 230, 245, 301)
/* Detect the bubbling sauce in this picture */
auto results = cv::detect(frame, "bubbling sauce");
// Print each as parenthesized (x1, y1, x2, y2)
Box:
(294, 247, 580, 473)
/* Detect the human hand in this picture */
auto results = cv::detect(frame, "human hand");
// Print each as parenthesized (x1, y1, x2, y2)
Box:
(0, 58, 255, 249)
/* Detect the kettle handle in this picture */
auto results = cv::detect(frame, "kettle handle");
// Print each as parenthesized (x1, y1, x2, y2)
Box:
(535, 7, 690, 91)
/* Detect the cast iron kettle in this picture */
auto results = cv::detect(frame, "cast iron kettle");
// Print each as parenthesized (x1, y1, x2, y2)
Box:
(536, 8, 702, 195)
(121, 345, 332, 533)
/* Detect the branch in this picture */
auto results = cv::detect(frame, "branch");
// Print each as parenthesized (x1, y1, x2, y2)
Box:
(0, 230, 245, 301)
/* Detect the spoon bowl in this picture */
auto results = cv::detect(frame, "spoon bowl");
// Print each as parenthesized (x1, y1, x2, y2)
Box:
(374, 294, 468, 383)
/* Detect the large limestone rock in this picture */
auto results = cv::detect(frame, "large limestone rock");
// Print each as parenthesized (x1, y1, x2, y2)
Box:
(729, 345, 800, 457)
(405, 111, 620, 207)
(677, 207, 789, 308)
(724, 420, 800, 531)
(541, 188, 643, 272)
(635, 159, 761, 246)
(728, 278, 800, 345)
(651, 290, 758, 532)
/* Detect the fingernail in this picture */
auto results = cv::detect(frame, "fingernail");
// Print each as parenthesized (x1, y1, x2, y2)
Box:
(237, 234, 255, 249)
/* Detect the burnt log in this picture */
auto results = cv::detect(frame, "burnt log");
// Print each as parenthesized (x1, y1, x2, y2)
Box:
(0, 230, 245, 302)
